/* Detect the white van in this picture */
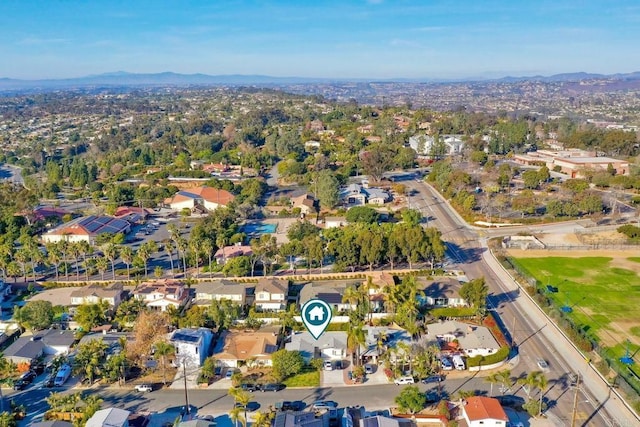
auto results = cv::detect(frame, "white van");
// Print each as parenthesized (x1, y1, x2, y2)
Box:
(452, 354, 466, 370)
(54, 364, 72, 386)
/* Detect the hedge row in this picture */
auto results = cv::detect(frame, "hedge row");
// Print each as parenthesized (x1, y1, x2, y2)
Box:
(466, 346, 510, 367)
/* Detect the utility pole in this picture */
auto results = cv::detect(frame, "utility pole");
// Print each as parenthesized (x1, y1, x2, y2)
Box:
(183, 360, 191, 418)
(571, 373, 580, 427)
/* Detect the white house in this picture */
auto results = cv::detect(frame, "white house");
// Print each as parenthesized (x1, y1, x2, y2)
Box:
(254, 278, 289, 311)
(420, 279, 467, 308)
(132, 281, 188, 312)
(299, 283, 356, 313)
(285, 331, 347, 362)
(163, 186, 235, 212)
(426, 320, 501, 358)
(170, 328, 214, 367)
(340, 184, 390, 206)
(409, 134, 465, 157)
(86, 407, 131, 427)
(461, 396, 508, 427)
(41, 215, 131, 245)
(324, 216, 347, 229)
(69, 283, 124, 309)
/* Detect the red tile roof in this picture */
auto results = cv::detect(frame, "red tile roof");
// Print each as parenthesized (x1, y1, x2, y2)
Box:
(464, 396, 508, 422)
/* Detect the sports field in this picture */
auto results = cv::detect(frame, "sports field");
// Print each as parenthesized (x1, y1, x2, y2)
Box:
(508, 250, 640, 367)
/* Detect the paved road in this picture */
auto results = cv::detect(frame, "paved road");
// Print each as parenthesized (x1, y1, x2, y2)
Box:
(0, 163, 24, 186)
(407, 179, 638, 426)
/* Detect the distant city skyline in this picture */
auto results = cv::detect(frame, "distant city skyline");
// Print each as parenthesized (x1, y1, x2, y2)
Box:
(2, 0, 639, 80)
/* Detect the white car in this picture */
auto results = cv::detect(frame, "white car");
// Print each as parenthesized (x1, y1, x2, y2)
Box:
(324, 361, 333, 371)
(536, 359, 549, 370)
(134, 384, 153, 392)
(394, 376, 415, 385)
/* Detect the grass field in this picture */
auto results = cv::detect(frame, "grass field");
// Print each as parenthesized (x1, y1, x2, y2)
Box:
(510, 256, 640, 379)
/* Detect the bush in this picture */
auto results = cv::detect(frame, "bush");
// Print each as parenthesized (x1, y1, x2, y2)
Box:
(466, 346, 510, 368)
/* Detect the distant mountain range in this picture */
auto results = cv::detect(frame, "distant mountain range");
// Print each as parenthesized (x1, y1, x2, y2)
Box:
(2, 70, 640, 92)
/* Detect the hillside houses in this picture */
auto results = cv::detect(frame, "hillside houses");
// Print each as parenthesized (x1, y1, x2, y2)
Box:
(163, 186, 235, 212)
(340, 183, 390, 207)
(409, 134, 465, 157)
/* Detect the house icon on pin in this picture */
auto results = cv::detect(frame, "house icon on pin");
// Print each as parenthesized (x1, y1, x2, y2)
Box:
(308, 305, 325, 321)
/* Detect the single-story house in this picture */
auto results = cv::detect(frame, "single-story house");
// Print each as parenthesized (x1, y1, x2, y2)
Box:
(361, 327, 412, 364)
(340, 184, 390, 206)
(4, 329, 76, 366)
(132, 280, 188, 312)
(291, 193, 316, 216)
(274, 411, 324, 427)
(170, 328, 214, 367)
(69, 283, 125, 309)
(285, 331, 347, 362)
(86, 407, 131, 427)
(164, 186, 235, 212)
(213, 330, 278, 368)
(461, 396, 508, 427)
(41, 215, 131, 245)
(194, 280, 254, 306)
(324, 216, 347, 229)
(426, 320, 501, 358)
(419, 279, 467, 308)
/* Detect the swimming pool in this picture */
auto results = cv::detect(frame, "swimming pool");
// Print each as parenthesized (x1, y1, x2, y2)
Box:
(241, 223, 277, 234)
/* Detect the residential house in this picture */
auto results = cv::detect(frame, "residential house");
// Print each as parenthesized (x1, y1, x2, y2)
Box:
(361, 327, 412, 365)
(359, 415, 413, 427)
(194, 280, 253, 306)
(132, 280, 188, 312)
(255, 278, 289, 311)
(420, 279, 467, 308)
(214, 245, 253, 265)
(408, 134, 465, 157)
(299, 283, 355, 313)
(163, 186, 235, 212)
(340, 184, 390, 207)
(285, 331, 347, 362)
(170, 328, 214, 367)
(86, 407, 131, 427)
(426, 320, 501, 358)
(461, 396, 508, 427)
(213, 330, 278, 368)
(78, 331, 131, 354)
(274, 410, 329, 427)
(291, 193, 316, 216)
(41, 215, 131, 244)
(69, 283, 125, 309)
(4, 329, 76, 366)
(364, 272, 396, 312)
(32, 422, 73, 427)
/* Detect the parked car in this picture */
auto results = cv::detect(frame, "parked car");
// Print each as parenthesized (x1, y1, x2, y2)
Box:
(422, 375, 445, 384)
(364, 364, 375, 375)
(13, 380, 28, 391)
(312, 401, 338, 410)
(440, 356, 453, 370)
(324, 361, 333, 371)
(225, 369, 238, 379)
(240, 383, 260, 392)
(261, 383, 284, 392)
(43, 375, 55, 388)
(275, 401, 305, 411)
(425, 391, 441, 403)
(134, 384, 153, 392)
(20, 371, 37, 383)
(394, 376, 415, 385)
(496, 395, 525, 409)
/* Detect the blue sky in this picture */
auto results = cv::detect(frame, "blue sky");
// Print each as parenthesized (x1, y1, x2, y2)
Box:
(1, 0, 639, 80)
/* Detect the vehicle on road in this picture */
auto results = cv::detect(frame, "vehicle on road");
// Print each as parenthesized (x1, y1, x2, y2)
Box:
(54, 364, 72, 386)
(537, 359, 549, 370)
(240, 383, 260, 392)
(425, 391, 441, 403)
(422, 375, 444, 384)
(312, 401, 338, 410)
(261, 383, 284, 392)
(134, 384, 153, 392)
(19, 371, 37, 383)
(394, 376, 415, 385)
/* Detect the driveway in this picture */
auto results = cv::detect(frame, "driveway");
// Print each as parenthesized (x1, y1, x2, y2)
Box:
(321, 367, 346, 386)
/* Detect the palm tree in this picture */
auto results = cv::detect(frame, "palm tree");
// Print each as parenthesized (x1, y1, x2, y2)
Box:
(518, 370, 544, 399)
(103, 243, 119, 280)
(495, 369, 513, 395)
(154, 340, 175, 385)
(346, 320, 366, 367)
(68, 242, 82, 280)
(201, 238, 214, 276)
(136, 244, 151, 279)
(45, 242, 62, 280)
(13, 247, 29, 283)
(95, 256, 109, 281)
(536, 372, 549, 416)
(176, 236, 188, 276)
(229, 387, 251, 427)
(189, 237, 202, 277)
(485, 372, 501, 397)
(163, 239, 175, 278)
(229, 406, 246, 427)
(252, 411, 273, 427)
(120, 246, 134, 280)
(76, 240, 93, 281)
(58, 240, 70, 280)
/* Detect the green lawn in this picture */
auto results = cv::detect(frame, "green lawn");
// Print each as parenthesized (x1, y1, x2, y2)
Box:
(282, 368, 320, 387)
(512, 256, 640, 348)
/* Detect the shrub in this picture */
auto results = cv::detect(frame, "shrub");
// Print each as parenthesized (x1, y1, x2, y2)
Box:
(466, 346, 510, 368)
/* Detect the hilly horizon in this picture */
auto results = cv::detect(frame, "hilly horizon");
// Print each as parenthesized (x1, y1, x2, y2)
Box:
(2, 70, 640, 92)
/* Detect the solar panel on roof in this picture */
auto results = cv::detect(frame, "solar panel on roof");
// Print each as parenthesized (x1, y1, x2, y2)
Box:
(172, 332, 200, 343)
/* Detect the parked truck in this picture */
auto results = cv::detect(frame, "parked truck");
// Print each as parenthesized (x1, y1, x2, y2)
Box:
(54, 364, 72, 386)
(452, 354, 466, 370)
